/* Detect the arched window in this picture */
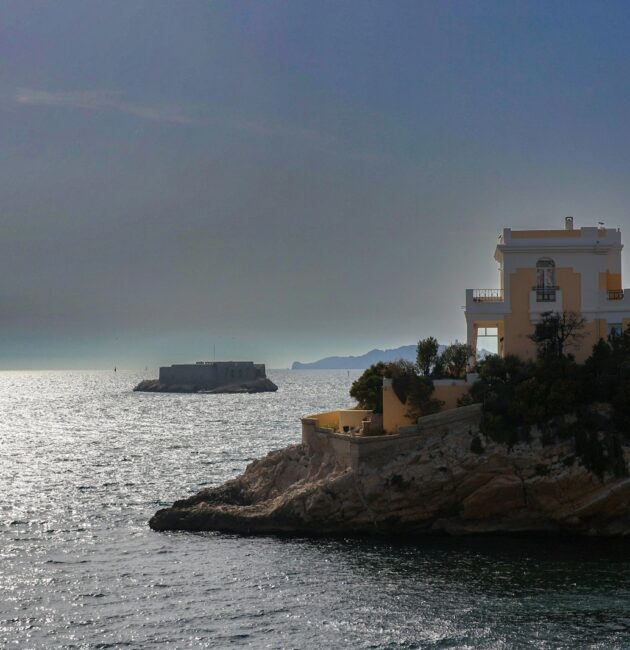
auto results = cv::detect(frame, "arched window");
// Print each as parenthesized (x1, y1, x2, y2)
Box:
(536, 258, 555, 287)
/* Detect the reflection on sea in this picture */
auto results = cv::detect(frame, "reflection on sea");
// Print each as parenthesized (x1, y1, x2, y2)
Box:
(1, 370, 629, 649)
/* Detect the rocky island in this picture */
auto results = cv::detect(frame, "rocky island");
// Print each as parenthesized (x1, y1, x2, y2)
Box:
(134, 361, 278, 394)
(149, 403, 630, 536)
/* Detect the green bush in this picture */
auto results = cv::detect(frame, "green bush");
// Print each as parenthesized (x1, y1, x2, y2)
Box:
(441, 343, 474, 379)
(349, 358, 442, 420)
(350, 362, 387, 413)
(468, 333, 630, 476)
(352, 325, 630, 478)
(416, 337, 440, 376)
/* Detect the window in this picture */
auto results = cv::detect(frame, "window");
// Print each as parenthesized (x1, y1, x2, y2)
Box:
(536, 258, 556, 287)
(535, 258, 556, 302)
(608, 323, 623, 339)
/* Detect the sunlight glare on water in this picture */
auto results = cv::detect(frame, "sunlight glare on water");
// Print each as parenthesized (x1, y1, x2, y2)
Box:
(1, 370, 630, 649)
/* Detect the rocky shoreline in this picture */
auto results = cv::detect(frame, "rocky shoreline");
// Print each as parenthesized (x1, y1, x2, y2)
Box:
(150, 405, 630, 536)
(133, 377, 278, 394)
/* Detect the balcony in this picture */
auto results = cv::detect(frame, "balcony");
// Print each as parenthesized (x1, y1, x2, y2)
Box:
(465, 289, 507, 317)
(529, 286, 562, 316)
(532, 285, 559, 303)
(598, 288, 630, 311)
(471, 289, 504, 302)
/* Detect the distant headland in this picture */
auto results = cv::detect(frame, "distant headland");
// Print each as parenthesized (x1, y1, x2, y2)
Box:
(292, 345, 419, 369)
(291, 344, 492, 369)
(134, 361, 278, 394)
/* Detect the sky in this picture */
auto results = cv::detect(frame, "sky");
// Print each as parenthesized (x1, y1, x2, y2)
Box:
(3, 0, 630, 369)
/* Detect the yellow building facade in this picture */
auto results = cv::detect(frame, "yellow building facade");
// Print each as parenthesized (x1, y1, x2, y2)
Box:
(465, 218, 630, 362)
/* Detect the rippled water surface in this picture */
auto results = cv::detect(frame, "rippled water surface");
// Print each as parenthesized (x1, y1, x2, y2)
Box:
(1, 370, 630, 649)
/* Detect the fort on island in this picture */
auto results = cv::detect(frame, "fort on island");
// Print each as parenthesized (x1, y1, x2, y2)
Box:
(305, 217, 630, 436)
(134, 361, 278, 394)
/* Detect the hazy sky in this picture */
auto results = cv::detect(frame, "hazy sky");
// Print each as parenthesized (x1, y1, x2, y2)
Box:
(3, 1, 630, 369)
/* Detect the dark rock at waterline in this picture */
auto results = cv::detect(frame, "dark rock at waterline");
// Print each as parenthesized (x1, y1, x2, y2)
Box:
(133, 377, 278, 394)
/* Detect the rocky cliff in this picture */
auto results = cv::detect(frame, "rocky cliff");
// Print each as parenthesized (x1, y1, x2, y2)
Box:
(149, 404, 630, 536)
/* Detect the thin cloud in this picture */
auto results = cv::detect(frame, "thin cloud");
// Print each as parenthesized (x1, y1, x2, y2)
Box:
(14, 88, 202, 125)
(13, 88, 386, 162)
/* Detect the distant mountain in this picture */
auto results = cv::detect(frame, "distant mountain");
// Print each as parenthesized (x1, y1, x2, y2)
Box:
(291, 344, 492, 370)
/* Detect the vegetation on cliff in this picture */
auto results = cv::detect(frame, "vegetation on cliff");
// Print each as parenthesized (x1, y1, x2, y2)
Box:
(351, 313, 630, 479)
(350, 340, 474, 418)
(462, 312, 629, 478)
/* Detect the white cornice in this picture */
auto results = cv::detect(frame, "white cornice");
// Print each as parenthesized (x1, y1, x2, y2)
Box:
(497, 243, 623, 255)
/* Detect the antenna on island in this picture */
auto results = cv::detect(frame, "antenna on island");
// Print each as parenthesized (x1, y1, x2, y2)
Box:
(213, 344, 216, 361)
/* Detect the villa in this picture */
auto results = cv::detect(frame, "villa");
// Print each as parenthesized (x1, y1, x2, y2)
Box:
(466, 217, 630, 362)
(303, 218, 630, 438)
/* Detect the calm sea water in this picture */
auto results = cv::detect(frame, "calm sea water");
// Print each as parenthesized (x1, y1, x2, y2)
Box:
(1, 369, 630, 649)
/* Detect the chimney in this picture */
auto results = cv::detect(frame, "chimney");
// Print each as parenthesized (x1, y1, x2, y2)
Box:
(565, 216, 574, 230)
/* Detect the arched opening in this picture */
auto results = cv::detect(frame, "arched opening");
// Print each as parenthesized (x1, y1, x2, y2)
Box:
(536, 258, 556, 287)
(535, 258, 556, 302)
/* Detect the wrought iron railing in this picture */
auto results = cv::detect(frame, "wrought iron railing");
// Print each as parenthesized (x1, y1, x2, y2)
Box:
(532, 285, 559, 302)
(472, 289, 504, 302)
(607, 289, 625, 301)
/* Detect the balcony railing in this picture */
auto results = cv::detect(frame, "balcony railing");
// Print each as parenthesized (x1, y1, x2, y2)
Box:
(472, 289, 504, 302)
(607, 289, 625, 301)
(532, 285, 559, 302)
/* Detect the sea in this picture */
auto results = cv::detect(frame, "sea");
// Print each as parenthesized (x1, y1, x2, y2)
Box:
(1, 369, 630, 649)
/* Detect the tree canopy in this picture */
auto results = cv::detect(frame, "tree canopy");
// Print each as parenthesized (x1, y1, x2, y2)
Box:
(465, 329, 630, 478)
(350, 359, 442, 419)
(441, 342, 474, 379)
(416, 337, 440, 376)
(349, 362, 387, 413)
(529, 311, 586, 359)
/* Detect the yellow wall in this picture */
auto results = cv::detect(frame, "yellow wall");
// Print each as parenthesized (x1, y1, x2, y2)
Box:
(557, 267, 581, 312)
(308, 410, 339, 431)
(502, 266, 592, 361)
(434, 383, 471, 410)
(609, 272, 621, 290)
(383, 381, 471, 433)
(511, 229, 581, 239)
(305, 409, 373, 433)
(503, 268, 536, 359)
(339, 410, 372, 432)
(578, 320, 603, 361)
(599, 271, 622, 291)
(383, 382, 414, 433)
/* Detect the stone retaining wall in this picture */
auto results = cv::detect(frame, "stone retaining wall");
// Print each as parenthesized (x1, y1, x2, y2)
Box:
(301, 403, 482, 471)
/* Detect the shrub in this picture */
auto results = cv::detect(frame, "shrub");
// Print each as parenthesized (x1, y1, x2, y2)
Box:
(416, 337, 440, 377)
(350, 362, 387, 413)
(385, 359, 418, 404)
(529, 311, 586, 359)
(441, 343, 474, 379)
(386, 359, 443, 419)
(574, 425, 627, 479)
(457, 392, 478, 407)
(349, 359, 442, 418)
